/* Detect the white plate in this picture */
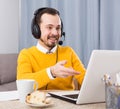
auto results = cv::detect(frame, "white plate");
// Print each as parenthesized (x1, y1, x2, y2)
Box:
(26, 102, 54, 108)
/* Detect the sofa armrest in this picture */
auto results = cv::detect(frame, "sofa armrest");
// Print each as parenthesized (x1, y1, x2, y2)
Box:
(0, 54, 18, 84)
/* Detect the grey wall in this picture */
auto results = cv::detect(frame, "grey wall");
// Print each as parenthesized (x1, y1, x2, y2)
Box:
(0, 0, 19, 53)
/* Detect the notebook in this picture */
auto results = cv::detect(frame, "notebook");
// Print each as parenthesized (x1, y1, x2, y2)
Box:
(48, 50, 120, 104)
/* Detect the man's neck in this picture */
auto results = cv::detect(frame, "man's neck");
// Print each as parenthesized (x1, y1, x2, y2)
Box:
(37, 41, 57, 53)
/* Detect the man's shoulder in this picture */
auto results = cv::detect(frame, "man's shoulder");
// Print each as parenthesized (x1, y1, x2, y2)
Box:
(19, 46, 36, 54)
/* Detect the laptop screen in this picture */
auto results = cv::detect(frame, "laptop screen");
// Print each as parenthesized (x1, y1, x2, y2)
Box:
(76, 50, 120, 104)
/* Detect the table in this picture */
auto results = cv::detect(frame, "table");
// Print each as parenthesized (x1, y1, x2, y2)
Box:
(0, 97, 106, 109)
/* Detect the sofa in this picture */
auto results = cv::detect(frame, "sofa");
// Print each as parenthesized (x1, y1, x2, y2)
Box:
(0, 54, 18, 91)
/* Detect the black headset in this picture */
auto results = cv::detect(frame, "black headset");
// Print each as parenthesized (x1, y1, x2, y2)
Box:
(31, 7, 65, 45)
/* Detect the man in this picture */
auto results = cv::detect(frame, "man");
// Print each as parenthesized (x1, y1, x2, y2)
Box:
(17, 7, 86, 90)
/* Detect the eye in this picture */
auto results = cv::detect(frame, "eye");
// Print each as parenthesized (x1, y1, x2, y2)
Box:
(47, 26, 52, 30)
(56, 27, 61, 31)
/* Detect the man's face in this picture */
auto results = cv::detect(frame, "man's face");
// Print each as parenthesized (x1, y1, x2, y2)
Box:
(39, 13, 61, 49)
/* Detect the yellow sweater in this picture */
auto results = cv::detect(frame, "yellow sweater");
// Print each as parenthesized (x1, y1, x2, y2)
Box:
(17, 45, 86, 90)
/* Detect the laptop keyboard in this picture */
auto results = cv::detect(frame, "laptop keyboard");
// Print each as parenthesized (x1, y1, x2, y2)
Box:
(63, 94, 78, 99)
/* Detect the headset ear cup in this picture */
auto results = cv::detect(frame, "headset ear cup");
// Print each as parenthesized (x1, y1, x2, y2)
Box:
(31, 23, 41, 39)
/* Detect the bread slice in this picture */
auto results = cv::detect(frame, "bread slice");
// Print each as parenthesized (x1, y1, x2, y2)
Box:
(26, 91, 46, 105)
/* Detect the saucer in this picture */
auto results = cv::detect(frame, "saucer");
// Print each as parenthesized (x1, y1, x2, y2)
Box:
(26, 101, 54, 108)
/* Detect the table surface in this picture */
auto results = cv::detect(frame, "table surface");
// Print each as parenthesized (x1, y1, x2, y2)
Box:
(0, 97, 106, 109)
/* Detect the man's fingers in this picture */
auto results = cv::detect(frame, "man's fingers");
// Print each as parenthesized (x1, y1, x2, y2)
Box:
(61, 67, 80, 75)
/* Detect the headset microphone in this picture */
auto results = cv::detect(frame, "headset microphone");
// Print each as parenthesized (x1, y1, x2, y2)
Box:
(58, 41, 63, 45)
(58, 32, 65, 45)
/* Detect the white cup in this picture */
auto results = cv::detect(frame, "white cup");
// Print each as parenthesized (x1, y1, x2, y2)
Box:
(16, 79, 38, 103)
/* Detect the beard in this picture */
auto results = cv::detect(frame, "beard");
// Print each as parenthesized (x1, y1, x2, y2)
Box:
(40, 35, 59, 48)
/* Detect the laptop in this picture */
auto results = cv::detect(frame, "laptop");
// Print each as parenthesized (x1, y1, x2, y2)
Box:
(48, 50, 120, 104)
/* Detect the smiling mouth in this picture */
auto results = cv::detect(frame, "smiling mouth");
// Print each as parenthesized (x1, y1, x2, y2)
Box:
(49, 39, 57, 44)
(48, 37, 58, 42)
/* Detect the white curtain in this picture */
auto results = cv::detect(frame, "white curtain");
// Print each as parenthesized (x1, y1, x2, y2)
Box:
(19, 0, 120, 67)
(100, 0, 120, 49)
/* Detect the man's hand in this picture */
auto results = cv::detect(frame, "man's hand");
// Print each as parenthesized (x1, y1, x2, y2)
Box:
(50, 60, 80, 78)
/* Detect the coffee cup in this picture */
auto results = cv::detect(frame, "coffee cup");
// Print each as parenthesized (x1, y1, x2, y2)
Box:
(16, 79, 38, 103)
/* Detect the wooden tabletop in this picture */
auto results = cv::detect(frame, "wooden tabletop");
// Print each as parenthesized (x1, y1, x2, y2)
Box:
(0, 97, 106, 109)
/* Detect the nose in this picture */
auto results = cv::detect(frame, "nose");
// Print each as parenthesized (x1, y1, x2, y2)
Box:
(52, 28, 59, 36)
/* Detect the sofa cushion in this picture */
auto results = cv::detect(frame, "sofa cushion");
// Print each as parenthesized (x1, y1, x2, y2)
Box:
(0, 54, 18, 84)
(0, 81, 17, 91)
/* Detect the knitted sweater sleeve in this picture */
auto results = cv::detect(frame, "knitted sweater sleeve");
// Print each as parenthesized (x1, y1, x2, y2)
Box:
(17, 49, 51, 89)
